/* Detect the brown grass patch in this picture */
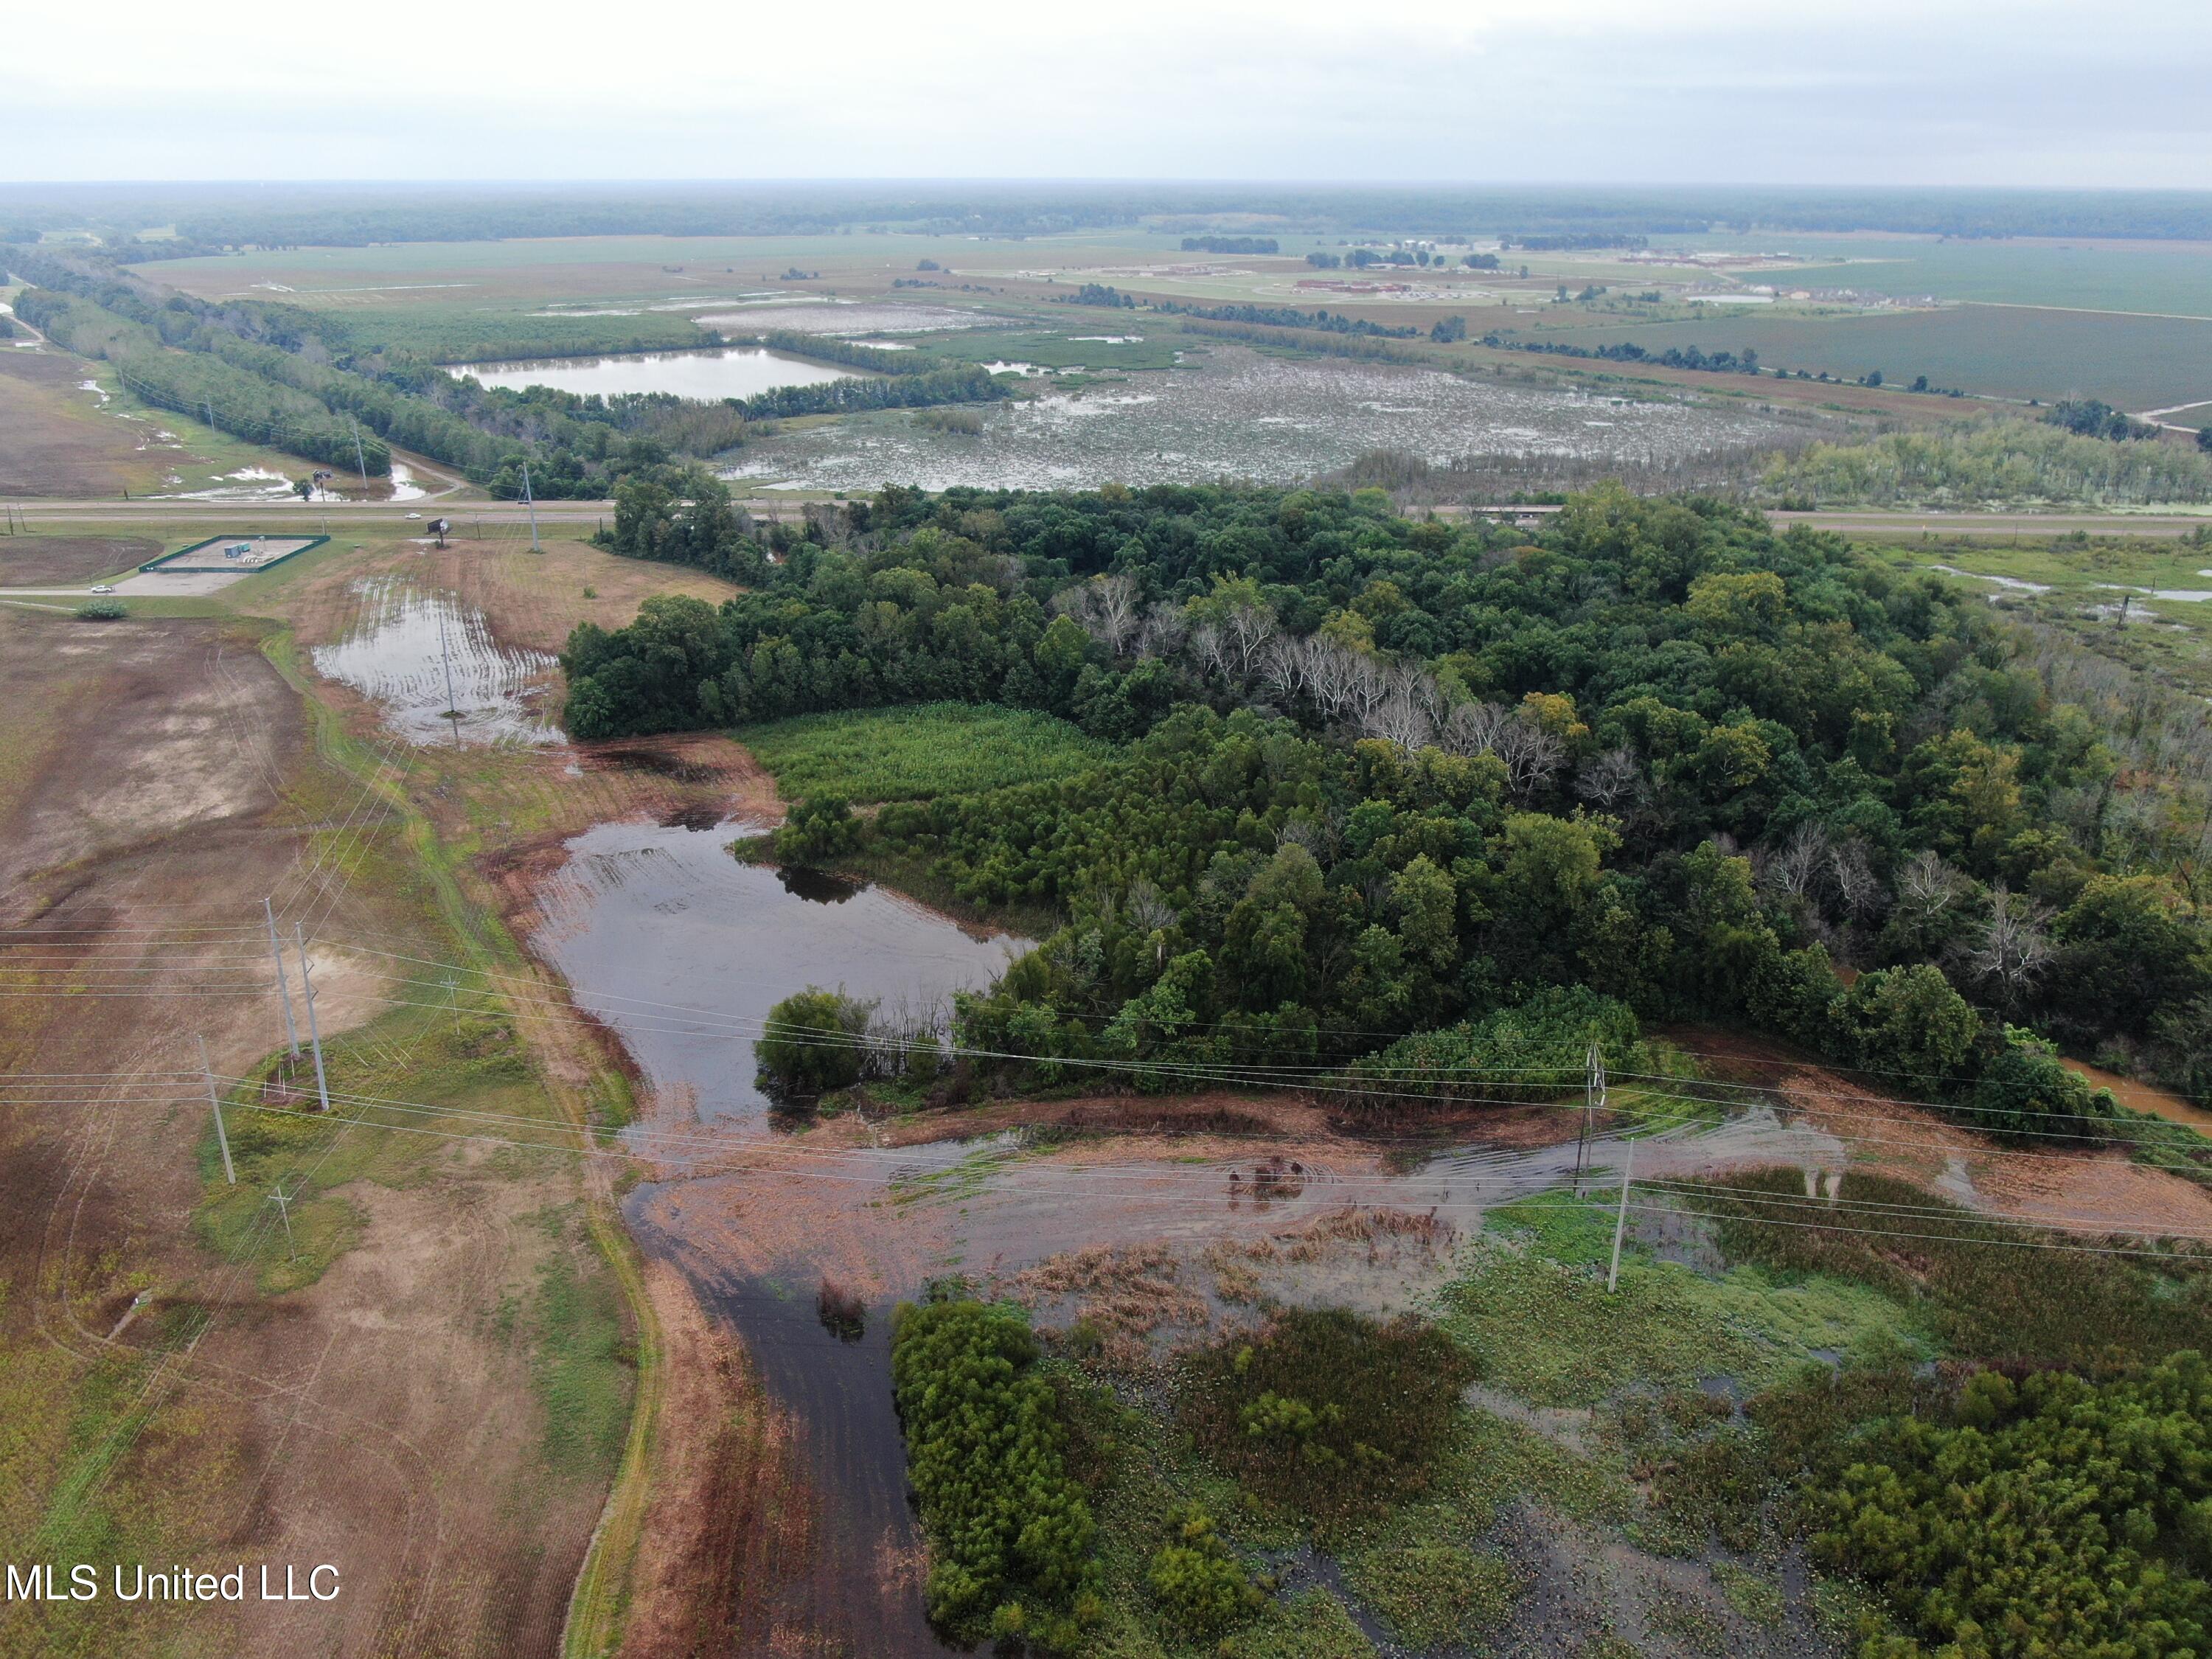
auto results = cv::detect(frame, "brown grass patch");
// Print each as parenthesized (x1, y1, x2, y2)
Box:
(621, 1265, 819, 1659)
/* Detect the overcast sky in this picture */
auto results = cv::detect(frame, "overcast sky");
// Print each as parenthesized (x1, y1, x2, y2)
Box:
(8, 0, 2208, 186)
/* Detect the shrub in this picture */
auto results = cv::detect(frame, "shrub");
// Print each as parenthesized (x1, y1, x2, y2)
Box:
(1344, 984, 1658, 1108)
(1833, 964, 1980, 1090)
(74, 598, 126, 620)
(815, 1276, 864, 1340)
(1146, 1504, 1264, 1638)
(771, 795, 859, 863)
(1810, 1353, 2212, 1658)
(1964, 1029, 2117, 1138)
(1180, 1307, 1475, 1519)
(890, 1298, 1100, 1649)
(755, 987, 871, 1097)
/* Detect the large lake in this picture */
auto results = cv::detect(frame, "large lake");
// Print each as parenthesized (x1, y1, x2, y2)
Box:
(445, 347, 859, 400)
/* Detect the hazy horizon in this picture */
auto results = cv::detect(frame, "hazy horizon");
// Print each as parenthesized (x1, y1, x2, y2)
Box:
(10, 0, 2208, 189)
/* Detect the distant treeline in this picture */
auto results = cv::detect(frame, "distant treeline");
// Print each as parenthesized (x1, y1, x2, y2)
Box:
(2045, 399, 2160, 442)
(1157, 301, 1421, 340)
(736, 364, 1012, 420)
(4, 244, 745, 493)
(1761, 418, 2212, 509)
(1062, 284, 1139, 309)
(9, 184, 2212, 253)
(13, 285, 394, 474)
(1179, 236, 1279, 254)
(1174, 320, 1431, 366)
(1503, 232, 1648, 251)
(1481, 333, 1762, 375)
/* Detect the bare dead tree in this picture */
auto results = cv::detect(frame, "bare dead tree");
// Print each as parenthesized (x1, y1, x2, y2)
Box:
(1895, 849, 1969, 933)
(1189, 622, 1231, 684)
(1767, 821, 1833, 902)
(1829, 836, 1885, 922)
(1262, 633, 1312, 704)
(1969, 881, 2054, 1015)
(1057, 573, 1144, 656)
(1439, 700, 1512, 759)
(1362, 691, 1435, 753)
(1123, 878, 1178, 934)
(1573, 745, 1643, 810)
(1135, 601, 1186, 661)
(1221, 600, 1279, 683)
(1307, 639, 1360, 719)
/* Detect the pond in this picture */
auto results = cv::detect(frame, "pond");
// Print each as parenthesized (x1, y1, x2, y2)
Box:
(311, 578, 557, 746)
(723, 343, 1803, 492)
(444, 346, 860, 400)
(531, 817, 1029, 1134)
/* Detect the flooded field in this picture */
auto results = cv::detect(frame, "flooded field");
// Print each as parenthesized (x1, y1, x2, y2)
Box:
(446, 345, 860, 399)
(310, 577, 559, 745)
(531, 816, 1028, 1131)
(507, 782, 1886, 1654)
(724, 344, 1804, 491)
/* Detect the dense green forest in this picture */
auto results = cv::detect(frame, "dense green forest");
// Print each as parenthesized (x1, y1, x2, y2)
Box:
(564, 481, 2212, 1133)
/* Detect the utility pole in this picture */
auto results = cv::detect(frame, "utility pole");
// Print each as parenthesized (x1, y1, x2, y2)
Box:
(268, 1184, 297, 1258)
(264, 897, 300, 1057)
(435, 601, 461, 743)
(295, 922, 333, 1114)
(1606, 1133, 1636, 1294)
(521, 464, 541, 552)
(198, 1035, 236, 1185)
(1575, 1038, 1604, 1195)
(351, 420, 370, 497)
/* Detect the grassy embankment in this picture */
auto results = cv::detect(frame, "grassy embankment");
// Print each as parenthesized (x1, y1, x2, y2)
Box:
(248, 603, 662, 1658)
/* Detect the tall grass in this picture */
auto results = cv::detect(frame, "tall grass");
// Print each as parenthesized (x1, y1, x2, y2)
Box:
(1691, 1166, 2212, 1364)
(738, 703, 1110, 803)
(1178, 1307, 1473, 1523)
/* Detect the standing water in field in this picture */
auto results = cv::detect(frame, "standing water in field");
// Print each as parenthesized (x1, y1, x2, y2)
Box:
(531, 815, 1029, 1133)
(445, 346, 859, 400)
(312, 577, 559, 745)
(724, 342, 1804, 492)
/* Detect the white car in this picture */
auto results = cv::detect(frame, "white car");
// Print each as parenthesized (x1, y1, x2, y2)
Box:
(405, 512, 422, 520)
(88, 584, 115, 594)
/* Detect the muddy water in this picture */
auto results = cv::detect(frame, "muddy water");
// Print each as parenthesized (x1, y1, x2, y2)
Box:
(534, 807, 1846, 1651)
(531, 817, 1028, 1133)
(629, 1209, 958, 1657)
(614, 1110, 1842, 1653)
(2062, 1057, 2212, 1131)
(312, 578, 558, 746)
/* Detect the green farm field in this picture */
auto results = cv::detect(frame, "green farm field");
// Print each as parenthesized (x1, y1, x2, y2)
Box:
(1500, 302, 2212, 409)
(1671, 231, 2212, 316)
